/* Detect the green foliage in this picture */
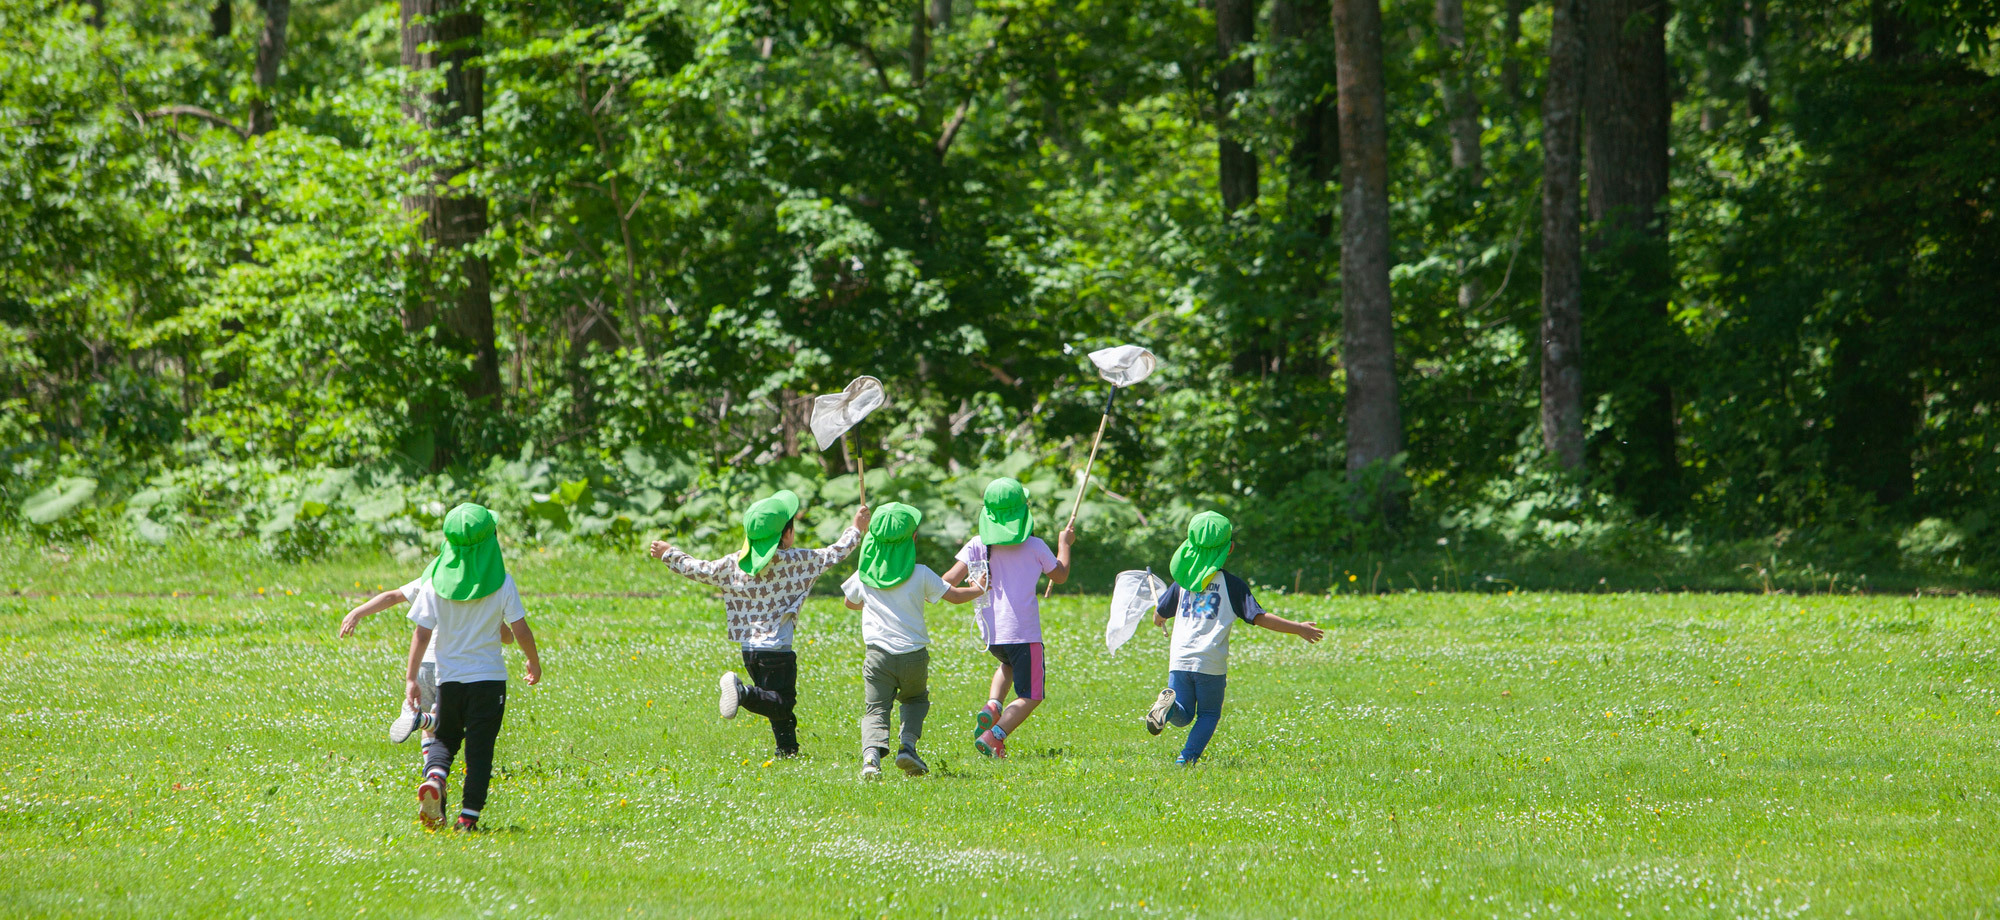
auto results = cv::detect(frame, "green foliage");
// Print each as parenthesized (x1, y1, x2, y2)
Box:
(2, 0, 1997, 587)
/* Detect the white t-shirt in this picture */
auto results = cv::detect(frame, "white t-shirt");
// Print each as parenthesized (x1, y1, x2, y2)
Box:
(1162, 573, 1264, 676)
(407, 574, 527, 683)
(841, 565, 948, 655)
(400, 577, 439, 664)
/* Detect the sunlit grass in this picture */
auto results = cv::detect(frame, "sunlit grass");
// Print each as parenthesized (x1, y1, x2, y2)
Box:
(2, 578, 1997, 917)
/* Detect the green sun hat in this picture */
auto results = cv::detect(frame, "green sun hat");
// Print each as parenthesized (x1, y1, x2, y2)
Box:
(739, 489, 802, 574)
(857, 502, 923, 589)
(424, 503, 508, 601)
(978, 478, 1034, 546)
(1169, 510, 1233, 591)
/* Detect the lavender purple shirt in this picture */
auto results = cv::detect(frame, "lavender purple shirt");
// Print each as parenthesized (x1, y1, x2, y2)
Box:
(956, 536, 1059, 645)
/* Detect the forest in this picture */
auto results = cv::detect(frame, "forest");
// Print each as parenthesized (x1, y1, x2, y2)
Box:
(3, 0, 1998, 589)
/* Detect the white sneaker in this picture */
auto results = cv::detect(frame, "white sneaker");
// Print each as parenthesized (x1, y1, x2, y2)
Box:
(860, 753, 882, 780)
(718, 672, 742, 719)
(389, 706, 435, 744)
(1145, 688, 1177, 736)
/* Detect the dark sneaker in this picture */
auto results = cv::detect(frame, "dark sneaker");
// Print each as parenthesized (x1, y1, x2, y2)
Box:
(972, 701, 999, 739)
(452, 814, 479, 832)
(417, 777, 446, 829)
(1145, 688, 1177, 736)
(773, 748, 801, 760)
(894, 748, 929, 777)
(718, 672, 741, 719)
(389, 706, 436, 744)
(974, 730, 1006, 758)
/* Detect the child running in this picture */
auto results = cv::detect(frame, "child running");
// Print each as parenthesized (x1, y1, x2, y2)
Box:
(403, 503, 543, 829)
(938, 477, 1074, 758)
(1142, 511, 1322, 765)
(338, 583, 514, 769)
(840, 502, 987, 779)
(649, 490, 866, 758)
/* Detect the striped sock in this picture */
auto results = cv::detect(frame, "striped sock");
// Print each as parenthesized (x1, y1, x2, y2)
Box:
(459, 808, 480, 819)
(425, 767, 447, 784)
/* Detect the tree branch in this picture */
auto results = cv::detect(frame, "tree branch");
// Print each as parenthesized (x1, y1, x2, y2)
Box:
(144, 105, 249, 139)
(844, 39, 896, 94)
(934, 13, 1014, 159)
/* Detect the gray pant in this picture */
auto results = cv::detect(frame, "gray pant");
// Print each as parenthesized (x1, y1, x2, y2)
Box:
(861, 646, 930, 758)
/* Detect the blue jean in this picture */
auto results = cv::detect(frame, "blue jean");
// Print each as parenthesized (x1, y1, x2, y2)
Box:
(1166, 670, 1228, 764)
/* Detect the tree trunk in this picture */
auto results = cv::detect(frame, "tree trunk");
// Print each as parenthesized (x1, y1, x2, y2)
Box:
(1744, 1, 1770, 126)
(210, 0, 231, 39)
(1584, 0, 1679, 513)
(1333, 0, 1403, 490)
(1216, 0, 1261, 217)
(1823, 0, 1919, 506)
(930, 0, 951, 30)
(248, 0, 288, 136)
(401, 0, 501, 440)
(1279, 0, 1337, 242)
(1540, 0, 1585, 470)
(1435, 0, 1481, 182)
(1435, 0, 1482, 310)
(1501, 0, 1524, 105)
(909, 0, 930, 87)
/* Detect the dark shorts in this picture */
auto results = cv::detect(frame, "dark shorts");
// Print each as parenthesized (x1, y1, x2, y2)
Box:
(987, 642, 1045, 701)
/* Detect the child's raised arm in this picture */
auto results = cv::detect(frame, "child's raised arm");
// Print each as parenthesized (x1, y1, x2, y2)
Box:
(1253, 611, 1325, 643)
(338, 588, 409, 638)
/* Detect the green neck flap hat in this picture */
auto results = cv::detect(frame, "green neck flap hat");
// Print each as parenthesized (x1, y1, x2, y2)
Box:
(978, 477, 1033, 546)
(857, 502, 922, 589)
(424, 503, 508, 601)
(739, 490, 802, 574)
(1169, 510, 1232, 591)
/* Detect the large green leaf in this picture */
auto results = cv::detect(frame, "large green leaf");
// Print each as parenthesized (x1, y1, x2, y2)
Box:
(22, 477, 97, 525)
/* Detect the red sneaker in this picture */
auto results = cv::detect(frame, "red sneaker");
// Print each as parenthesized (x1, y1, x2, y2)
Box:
(975, 729, 1006, 758)
(972, 702, 1000, 740)
(417, 776, 446, 829)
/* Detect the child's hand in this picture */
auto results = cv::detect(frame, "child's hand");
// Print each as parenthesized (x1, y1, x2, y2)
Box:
(971, 570, 990, 593)
(1152, 613, 1169, 632)
(648, 541, 674, 560)
(1058, 523, 1078, 549)
(338, 609, 365, 637)
(405, 679, 422, 712)
(1294, 620, 1325, 643)
(523, 659, 542, 685)
(852, 503, 872, 532)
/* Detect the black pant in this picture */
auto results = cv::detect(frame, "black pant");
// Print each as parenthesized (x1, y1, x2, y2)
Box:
(424, 680, 507, 814)
(739, 649, 799, 754)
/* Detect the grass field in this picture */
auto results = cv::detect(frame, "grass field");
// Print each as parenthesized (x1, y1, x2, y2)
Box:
(3, 556, 1999, 917)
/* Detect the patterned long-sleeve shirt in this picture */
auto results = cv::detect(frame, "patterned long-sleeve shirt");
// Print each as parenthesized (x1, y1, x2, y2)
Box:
(659, 527, 861, 650)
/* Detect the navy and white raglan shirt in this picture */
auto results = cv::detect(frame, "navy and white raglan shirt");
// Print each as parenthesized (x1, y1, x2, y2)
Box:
(1154, 570, 1265, 676)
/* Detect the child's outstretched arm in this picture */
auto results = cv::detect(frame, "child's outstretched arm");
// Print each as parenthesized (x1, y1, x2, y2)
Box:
(942, 570, 990, 604)
(1253, 612, 1325, 643)
(648, 540, 736, 586)
(405, 626, 433, 710)
(508, 617, 543, 685)
(338, 588, 409, 637)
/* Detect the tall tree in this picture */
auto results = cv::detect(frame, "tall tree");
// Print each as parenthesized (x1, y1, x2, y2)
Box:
(401, 0, 501, 454)
(1435, 0, 1482, 310)
(210, 1, 231, 39)
(1333, 0, 1403, 490)
(248, 0, 288, 136)
(1825, 0, 1922, 505)
(1584, 0, 1679, 513)
(1216, 0, 1260, 216)
(1540, 0, 1585, 469)
(1275, 0, 1337, 241)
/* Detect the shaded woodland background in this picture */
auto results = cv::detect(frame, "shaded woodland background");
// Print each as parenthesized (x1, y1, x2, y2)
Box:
(3, 0, 1998, 590)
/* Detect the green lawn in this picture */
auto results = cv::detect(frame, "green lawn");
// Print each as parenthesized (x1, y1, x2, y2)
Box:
(2, 563, 1997, 917)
